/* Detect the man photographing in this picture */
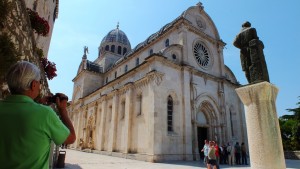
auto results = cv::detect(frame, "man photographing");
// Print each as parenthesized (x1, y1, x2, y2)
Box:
(0, 61, 76, 169)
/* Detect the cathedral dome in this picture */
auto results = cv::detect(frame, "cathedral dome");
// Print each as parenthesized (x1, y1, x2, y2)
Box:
(101, 28, 130, 46)
(98, 24, 131, 57)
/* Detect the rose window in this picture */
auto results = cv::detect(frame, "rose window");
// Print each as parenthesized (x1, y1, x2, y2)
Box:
(193, 42, 210, 68)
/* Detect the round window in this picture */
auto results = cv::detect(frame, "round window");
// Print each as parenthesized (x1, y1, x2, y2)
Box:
(193, 42, 210, 69)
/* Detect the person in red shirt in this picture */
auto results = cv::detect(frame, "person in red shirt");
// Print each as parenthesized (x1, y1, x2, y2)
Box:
(214, 141, 220, 169)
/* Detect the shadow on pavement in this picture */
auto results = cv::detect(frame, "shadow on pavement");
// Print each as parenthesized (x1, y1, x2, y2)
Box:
(63, 163, 83, 169)
(160, 161, 203, 167)
(160, 159, 300, 169)
(160, 161, 250, 168)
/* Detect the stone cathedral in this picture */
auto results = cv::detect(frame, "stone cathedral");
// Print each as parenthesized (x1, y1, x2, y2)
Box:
(68, 3, 247, 162)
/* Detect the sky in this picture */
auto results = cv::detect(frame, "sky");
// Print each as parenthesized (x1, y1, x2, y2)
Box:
(48, 0, 300, 117)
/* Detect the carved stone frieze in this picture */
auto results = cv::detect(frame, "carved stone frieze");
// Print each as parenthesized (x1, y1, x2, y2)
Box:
(146, 71, 164, 86)
(119, 82, 133, 95)
(196, 17, 206, 30)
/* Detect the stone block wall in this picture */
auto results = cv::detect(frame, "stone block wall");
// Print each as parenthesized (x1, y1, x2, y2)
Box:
(0, 0, 50, 99)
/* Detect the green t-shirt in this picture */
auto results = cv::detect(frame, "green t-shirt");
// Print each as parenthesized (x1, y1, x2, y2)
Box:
(0, 95, 70, 169)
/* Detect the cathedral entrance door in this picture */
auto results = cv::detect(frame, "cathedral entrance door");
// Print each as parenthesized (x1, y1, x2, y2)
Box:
(197, 127, 208, 160)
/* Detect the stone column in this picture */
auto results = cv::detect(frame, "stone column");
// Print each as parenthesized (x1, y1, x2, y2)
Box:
(95, 101, 101, 150)
(92, 103, 98, 149)
(108, 91, 119, 152)
(124, 84, 133, 153)
(81, 107, 87, 148)
(235, 82, 286, 169)
(99, 97, 107, 151)
(181, 67, 192, 160)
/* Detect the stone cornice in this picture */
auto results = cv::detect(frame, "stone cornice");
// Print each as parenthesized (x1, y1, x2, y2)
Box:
(106, 91, 116, 100)
(148, 55, 232, 87)
(88, 100, 97, 108)
(99, 94, 107, 102)
(72, 69, 103, 82)
(190, 68, 240, 88)
(78, 105, 87, 113)
(118, 82, 134, 95)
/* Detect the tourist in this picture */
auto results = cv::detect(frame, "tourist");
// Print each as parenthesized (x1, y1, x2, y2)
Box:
(220, 144, 228, 164)
(227, 142, 235, 165)
(241, 142, 248, 165)
(201, 140, 209, 165)
(214, 141, 220, 169)
(0, 61, 76, 169)
(207, 141, 217, 169)
(219, 144, 224, 164)
(235, 142, 241, 165)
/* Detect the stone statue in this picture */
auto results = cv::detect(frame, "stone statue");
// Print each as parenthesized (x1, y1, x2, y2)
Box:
(82, 46, 89, 59)
(233, 21, 269, 84)
(79, 138, 84, 148)
(84, 46, 89, 55)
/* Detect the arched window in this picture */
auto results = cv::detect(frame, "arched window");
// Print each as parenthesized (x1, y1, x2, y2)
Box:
(105, 45, 109, 51)
(108, 105, 112, 122)
(118, 46, 122, 54)
(136, 58, 139, 66)
(124, 65, 128, 73)
(167, 95, 173, 132)
(136, 94, 142, 116)
(114, 71, 117, 78)
(53, 7, 56, 22)
(121, 101, 125, 119)
(172, 54, 177, 60)
(149, 49, 153, 55)
(111, 45, 115, 53)
(165, 39, 169, 47)
(123, 48, 127, 55)
(105, 77, 108, 84)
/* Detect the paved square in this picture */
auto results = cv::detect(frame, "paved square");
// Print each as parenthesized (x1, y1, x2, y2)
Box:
(60, 149, 300, 169)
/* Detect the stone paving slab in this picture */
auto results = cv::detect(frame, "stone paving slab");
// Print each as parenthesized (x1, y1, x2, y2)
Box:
(59, 149, 300, 169)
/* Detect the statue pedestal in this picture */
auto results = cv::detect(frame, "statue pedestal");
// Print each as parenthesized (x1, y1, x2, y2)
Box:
(235, 82, 286, 169)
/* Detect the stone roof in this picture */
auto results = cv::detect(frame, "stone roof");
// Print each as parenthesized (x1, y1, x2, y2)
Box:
(112, 13, 186, 68)
(124, 14, 185, 58)
(86, 60, 102, 73)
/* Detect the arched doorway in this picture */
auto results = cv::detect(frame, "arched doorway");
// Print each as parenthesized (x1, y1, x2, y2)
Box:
(196, 110, 208, 160)
(195, 100, 220, 159)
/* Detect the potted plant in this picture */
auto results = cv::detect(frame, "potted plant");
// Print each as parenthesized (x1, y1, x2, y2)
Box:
(41, 57, 57, 80)
(27, 8, 50, 36)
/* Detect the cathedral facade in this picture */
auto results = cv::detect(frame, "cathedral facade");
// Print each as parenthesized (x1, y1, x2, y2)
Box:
(68, 3, 247, 162)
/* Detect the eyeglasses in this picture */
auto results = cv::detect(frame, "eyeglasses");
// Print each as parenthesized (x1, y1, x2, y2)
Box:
(34, 79, 43, 84)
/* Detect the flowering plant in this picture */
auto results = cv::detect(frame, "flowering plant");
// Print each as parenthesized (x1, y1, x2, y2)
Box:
(27, 8, 50, 36)
(35, 47, 44, 58)
(41, 58, 57, 80)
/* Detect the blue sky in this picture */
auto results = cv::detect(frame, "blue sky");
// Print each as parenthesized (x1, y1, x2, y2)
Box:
(48, 0, 300, 117)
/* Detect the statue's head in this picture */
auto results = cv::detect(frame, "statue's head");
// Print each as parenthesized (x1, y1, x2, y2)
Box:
(242, 21, 251, 28)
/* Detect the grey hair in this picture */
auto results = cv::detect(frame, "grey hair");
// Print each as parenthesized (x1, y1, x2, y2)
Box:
(6, 61, 41, 94)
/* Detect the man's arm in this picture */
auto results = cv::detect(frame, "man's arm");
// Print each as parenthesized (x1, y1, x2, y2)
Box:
(56, 94, 76, 144)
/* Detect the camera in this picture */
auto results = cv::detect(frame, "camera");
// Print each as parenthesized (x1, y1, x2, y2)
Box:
(48, 93, 68, 103)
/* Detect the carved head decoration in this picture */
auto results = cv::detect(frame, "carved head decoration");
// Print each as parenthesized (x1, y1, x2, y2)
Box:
(242, 21, 251, 28)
